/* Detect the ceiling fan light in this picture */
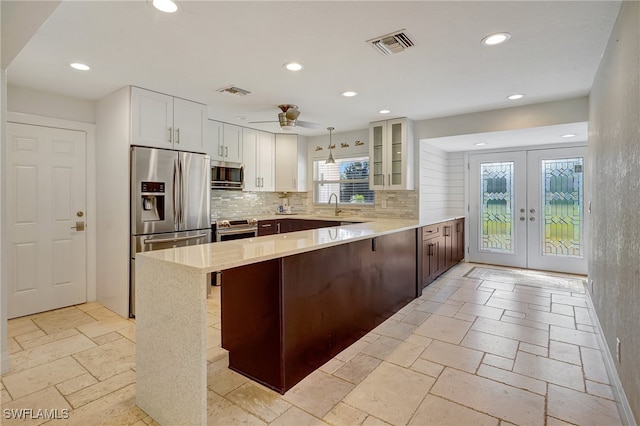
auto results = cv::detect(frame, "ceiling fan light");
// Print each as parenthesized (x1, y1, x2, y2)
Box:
(278, 113, 296, 129)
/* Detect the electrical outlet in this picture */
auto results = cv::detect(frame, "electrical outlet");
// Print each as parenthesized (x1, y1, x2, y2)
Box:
(616, 338, 621, 363)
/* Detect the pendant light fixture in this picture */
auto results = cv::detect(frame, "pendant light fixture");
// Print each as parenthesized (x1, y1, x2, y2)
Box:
(325, 127, 335, 164)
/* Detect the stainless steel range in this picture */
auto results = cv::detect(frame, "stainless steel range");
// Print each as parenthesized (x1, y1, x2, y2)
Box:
(212, 218, 258, 287)
(214, 218, 258, 242)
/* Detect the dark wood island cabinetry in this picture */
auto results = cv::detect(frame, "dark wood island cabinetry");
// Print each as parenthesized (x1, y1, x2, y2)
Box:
(220, 228, 417, 394)
(420, 218, 465, 289)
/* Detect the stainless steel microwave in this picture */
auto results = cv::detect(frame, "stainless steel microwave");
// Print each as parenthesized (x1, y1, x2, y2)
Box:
(211, 160, 244, 190)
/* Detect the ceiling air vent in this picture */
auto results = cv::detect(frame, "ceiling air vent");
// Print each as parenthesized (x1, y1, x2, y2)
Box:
(367, 29, 415, 56)
(217, 85, 252, 96)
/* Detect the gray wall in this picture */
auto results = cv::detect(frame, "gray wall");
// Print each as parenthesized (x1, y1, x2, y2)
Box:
(588, 1, 640, 422)
(7, 85, 96, 124)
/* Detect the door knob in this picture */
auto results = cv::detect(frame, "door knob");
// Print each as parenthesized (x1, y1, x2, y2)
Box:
(77, 211, 84, 217)
(71, 221, 85, 231)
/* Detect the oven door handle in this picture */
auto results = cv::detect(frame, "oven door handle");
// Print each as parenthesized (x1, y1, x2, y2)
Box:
(217, 228, 257, 235)
(143, 233, 208, 245)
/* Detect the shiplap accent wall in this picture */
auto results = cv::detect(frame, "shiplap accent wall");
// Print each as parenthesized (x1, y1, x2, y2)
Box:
(447, 152, 465, 216)
(419, 143, 447, 221)
(419, 142, 465, 222)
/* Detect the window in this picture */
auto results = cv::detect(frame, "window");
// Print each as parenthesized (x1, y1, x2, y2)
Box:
(313, 156, 375, 205)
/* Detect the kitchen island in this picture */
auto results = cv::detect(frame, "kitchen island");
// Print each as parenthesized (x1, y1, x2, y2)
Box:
(135, 217, 460, 425)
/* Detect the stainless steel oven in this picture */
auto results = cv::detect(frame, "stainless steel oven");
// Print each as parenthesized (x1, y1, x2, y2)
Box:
(212, 218, 258, 286)
(214, 218, 258, 242)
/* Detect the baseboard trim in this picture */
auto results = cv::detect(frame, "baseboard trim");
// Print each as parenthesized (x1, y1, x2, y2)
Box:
(1, 350, 11, 375)
(585, 289, 637, 426)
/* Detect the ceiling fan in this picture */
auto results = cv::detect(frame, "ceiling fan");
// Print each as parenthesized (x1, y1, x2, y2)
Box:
(249, 104, 321, 130)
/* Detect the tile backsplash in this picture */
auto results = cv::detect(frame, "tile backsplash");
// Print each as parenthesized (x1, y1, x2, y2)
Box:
(211, 190, 418, 220)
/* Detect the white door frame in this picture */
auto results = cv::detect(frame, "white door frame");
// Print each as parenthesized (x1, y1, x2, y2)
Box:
(7, 112, 96, 303)
(464, 143, 588, 273)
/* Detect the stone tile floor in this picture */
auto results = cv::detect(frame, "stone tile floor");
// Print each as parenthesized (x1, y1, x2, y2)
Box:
(1, 262, 626, 425)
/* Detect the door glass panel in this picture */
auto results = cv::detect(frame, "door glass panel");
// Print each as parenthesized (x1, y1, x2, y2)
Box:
(390, 123, 402, 185)
(372, 125, 384, 186)
(480, 161, 514, 253)
(541, 158, 584, 258)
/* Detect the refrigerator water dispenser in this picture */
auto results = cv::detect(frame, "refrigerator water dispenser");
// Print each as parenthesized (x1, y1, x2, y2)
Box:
(140, 181, 165, 222)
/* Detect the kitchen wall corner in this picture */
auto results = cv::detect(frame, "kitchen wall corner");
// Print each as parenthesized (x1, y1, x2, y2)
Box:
(1, 68, 11, 374)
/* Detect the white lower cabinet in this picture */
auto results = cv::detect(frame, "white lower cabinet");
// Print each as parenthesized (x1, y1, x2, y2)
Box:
(275, 134, 308, 192)
(243, 128, 275, 191)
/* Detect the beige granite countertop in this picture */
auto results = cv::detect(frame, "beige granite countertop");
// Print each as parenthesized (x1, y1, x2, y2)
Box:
(142, 215, 464, 273)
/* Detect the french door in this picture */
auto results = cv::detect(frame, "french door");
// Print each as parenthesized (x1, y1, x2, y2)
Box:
(468, 147, 586, 275)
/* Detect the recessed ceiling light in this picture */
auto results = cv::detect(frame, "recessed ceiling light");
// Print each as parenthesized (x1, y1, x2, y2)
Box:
(474, 142, 487, 146)
(284, 62, 303, 71)
(481, 32, 511, 46)
(69, 63, 90, 71)
(152, 0, 178, 13)
(507, 94, 524, 100)
(561, 133, 577, 138)
(341, 91, 358, 97)
(379, 109, 390, 114)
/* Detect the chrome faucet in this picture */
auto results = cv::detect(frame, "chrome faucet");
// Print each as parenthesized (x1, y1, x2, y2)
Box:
(328, 193, 342, 216)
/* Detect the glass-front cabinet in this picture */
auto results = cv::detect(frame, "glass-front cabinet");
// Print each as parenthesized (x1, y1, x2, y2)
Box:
(368, 118, 413, 190)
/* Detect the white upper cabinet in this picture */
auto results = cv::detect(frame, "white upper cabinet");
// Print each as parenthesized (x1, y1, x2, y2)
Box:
(223, 124, 243, 163)
(243, 128, 275, 192)
(131, 87, 207, 153)
(206, 121, 243, 163)
(131, 88, 173, 149)
(172, 97, 207, 153)
(275, 134, 308, 192)
(369, 118, 414, 190)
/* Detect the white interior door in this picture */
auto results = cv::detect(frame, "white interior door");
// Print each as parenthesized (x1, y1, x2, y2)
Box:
(468, 147, 587, 275)
(7, 123, 87, 319)
(468, 151, 528, 268)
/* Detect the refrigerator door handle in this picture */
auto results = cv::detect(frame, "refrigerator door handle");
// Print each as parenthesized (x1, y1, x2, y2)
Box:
(143, 233, 208, 245)
(179, 158, 185, 226)
(173, 159, 178, 227)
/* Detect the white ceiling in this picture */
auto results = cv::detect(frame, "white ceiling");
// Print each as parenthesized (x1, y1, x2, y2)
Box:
(4, 1, 620, 146)
(425, 122, 588, 152)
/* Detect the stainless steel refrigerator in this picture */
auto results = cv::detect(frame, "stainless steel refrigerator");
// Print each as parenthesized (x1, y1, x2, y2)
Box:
(130, 146, 211, 317)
